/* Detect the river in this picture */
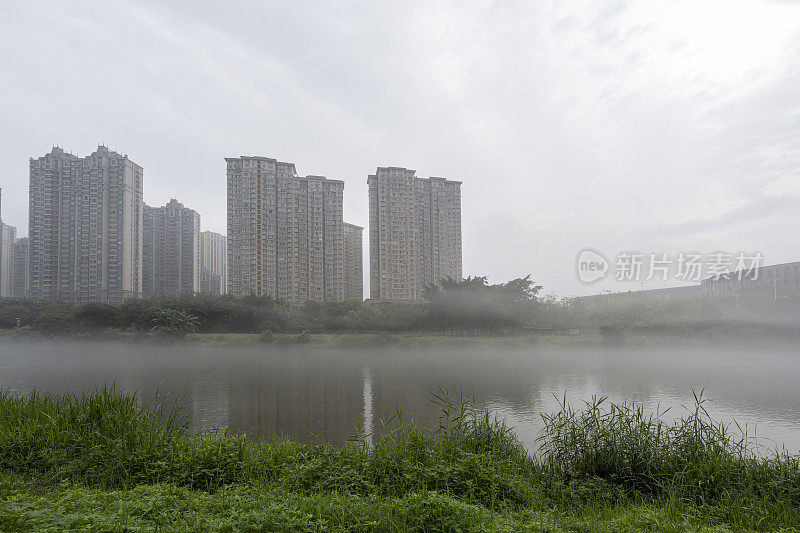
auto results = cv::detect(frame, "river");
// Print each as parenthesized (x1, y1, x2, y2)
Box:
(1, 340, 798, 454)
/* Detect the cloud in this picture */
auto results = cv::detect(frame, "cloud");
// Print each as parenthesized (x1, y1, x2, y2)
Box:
(1, 0, 798, 297)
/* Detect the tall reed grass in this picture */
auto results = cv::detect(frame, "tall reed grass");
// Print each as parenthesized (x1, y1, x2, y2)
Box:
(537, 391, 800, 526)
(1, 385, 799, 530)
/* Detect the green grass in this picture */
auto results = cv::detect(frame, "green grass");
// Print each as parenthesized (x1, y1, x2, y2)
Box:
(7, 327, 783, 349)
(1, 386, 798, 532)
(2, 328, 600, 348)
(0, 474, 757, 532)
(185, 332, 600, 349)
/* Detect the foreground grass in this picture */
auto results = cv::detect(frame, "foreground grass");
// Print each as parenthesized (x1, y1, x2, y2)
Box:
(1, 387, 798, 532)
(0, 473, 751, 532)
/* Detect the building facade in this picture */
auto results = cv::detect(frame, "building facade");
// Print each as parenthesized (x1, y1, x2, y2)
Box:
(11, 237, 29, 298)
(0, 224, 15, 298)
(0, 188, 16, 297)
(199, 230, 227, 295)
(579, 261, 800, 308)
(28, 146, 143, 305)
(343, 223, 363, 301)
(578, 284, 702, 311)
(142, 199, 200, 296)
(368, 167, 462, 301)
(226, 156, 344, 304)
(701, 261, 800, 299)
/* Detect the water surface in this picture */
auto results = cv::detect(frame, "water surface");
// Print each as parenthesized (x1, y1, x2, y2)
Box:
(1, 341, 798, 454)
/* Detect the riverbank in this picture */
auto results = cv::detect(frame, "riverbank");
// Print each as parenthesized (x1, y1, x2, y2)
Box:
(187, 331, 599, 348)
(1, 388, 798, 532)
(3, 328, 795, 350)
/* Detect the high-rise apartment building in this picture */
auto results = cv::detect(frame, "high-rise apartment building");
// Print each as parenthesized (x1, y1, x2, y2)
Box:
(226, 156, 344, 304)
(368, 167, 462, 301)
(29, 146, 143, 305)
(0, 189, 17, 297)
(343, 223, 363, 301)
(142, 199, 200, 296)
(0, 224, 14, 298)
(11, 237, 29, 299)
(199, 230, 227, 295)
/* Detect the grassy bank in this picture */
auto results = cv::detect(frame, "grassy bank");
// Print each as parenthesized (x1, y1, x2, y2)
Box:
(1, 388, 799, 532)
(0, 328, 599, 348)
(186, 331, 794, 349)
(6, 327, 796, 350)
(187, 331, 600, 349)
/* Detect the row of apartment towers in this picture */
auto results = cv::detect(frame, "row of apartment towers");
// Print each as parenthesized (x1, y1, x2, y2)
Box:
(1, 146, 462, 305)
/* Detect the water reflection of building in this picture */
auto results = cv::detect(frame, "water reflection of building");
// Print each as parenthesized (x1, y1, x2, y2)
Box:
(189, 376, 230, 432)
(3, 345, 799, 453)
(222, 357, 365, 443)
(362, 366, 374, 443)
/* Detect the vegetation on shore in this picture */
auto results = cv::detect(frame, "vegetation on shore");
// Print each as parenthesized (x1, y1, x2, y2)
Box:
(1, 387, 798, 531)
(3, 271, 800, 344)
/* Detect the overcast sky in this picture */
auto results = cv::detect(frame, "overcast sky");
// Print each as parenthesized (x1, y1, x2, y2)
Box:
(1, 0, 799, 297)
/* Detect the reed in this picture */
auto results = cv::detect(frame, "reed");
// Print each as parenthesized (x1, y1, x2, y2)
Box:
(1, 385, 798, 530)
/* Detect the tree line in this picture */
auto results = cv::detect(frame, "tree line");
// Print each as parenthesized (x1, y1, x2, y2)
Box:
(0, 276, 547, 336)
(1, 275, 799, 339)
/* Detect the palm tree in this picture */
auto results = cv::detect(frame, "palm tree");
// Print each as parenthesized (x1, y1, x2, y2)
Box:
(149, 308, 200, 338)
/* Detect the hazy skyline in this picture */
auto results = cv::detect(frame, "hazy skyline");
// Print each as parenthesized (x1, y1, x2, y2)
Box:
(2, 0, 799, 297)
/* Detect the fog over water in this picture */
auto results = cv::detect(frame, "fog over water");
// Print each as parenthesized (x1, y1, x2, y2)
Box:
(1, 341, 798, 454)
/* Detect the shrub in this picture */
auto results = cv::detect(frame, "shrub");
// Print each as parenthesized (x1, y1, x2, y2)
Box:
(73, 302, 121, 331)
(148, 308, 200, 338)
(32, 311, 75, 334)
(0, 305, 32, 328)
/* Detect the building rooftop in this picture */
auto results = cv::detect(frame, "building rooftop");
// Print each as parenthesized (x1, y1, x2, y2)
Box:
(368, 167, 461, 184)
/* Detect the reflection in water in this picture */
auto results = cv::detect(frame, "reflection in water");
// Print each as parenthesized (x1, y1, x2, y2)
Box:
(0, 341, 798, 454)
(190, 373, 230, 432)
(362, 366, 374, 444)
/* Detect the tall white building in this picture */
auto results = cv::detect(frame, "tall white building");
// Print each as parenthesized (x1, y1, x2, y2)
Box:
(343, 223, 363, 301)
(0, 188, 17, 297)
(368, 167, 462, 301)
(226, 156, 344, 304)
(28, 146, 143, 305)
(11, 237, 29, 299)
(199, 230, 227, 295)
(142, 199, 200, 296)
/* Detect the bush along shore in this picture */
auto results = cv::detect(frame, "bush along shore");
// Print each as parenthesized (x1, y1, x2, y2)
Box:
(1, 387, 799, 532)
(3, 278, 800, 344)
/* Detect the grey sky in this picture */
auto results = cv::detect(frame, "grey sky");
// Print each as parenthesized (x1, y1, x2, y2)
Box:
(1, 0, 799, 297)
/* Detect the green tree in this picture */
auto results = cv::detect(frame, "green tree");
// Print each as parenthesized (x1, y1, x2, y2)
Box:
(73, 303, 121, 331)
(149, 308, 200, 338)
(119, 298, 151, 329)
(0, 305, 32, 328)
(33, 312, 75, 334)
(423, 275, 543, 334)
